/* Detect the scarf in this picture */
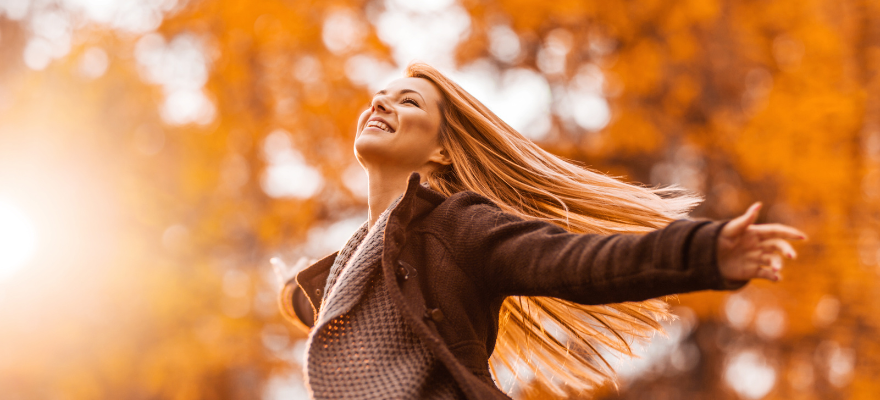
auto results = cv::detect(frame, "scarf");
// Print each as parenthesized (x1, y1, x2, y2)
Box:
(304, 195, 462, 399)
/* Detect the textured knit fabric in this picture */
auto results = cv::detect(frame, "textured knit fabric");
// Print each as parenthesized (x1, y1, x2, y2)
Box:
(285, 172, 749, 400)
(304, 195, 463, 399)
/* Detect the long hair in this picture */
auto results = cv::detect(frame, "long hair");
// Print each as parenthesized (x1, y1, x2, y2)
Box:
(406, 62, 702, 395)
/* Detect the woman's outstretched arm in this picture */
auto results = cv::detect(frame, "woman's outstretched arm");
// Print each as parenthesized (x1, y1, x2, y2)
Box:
(440, 193, 805, 304)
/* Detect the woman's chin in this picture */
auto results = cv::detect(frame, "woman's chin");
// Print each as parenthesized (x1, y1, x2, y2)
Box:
(356, 128, 388, 143)
(354, 137, 392, 161)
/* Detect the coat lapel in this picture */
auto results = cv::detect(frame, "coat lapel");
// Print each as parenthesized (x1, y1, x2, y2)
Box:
(295, 252, 337, 324)
(294, 172, 444, 326)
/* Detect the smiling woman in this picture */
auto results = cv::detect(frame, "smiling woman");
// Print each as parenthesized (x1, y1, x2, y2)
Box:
(277, 62, 806, 400)
(0, 199, 37, 281)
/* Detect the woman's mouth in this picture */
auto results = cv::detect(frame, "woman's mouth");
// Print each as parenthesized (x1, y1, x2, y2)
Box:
(365, 120, 395, 133)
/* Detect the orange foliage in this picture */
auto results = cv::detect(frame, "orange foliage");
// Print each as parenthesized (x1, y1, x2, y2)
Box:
(0, 0, 877, 398)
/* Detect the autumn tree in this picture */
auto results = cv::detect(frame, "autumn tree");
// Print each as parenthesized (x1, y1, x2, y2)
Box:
(0, 0, 877, 399)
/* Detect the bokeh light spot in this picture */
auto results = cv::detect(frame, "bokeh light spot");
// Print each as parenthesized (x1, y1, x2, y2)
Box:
(488, 25, 522, 64)
(724, 350, 776, 399)
(77, 46, 109, 79)
(724, 293, 755, 330)
(260, 129, 324, 199)
(812, 295, 840, 328)
(755, 307, 786, 340)
(0, 199, 38, 281)
(373, 0, 470, 68)
(322, 9, 366, 55)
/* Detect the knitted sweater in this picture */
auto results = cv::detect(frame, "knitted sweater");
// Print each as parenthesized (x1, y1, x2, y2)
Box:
(304, 195, 463, 399)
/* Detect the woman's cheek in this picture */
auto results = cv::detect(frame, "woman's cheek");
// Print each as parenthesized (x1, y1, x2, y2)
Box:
(355, 109, 370, 137)
(409, 116, 440, 143)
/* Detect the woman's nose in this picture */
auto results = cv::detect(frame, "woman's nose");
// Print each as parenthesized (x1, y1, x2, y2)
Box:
(371, 96, 390, 113)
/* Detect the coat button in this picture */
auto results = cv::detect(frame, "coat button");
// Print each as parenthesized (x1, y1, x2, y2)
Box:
(426, 308, 444, 322)
(315, 288, 322, 297)
(396, 261, 409, 280)
(391, 232, 404, 247)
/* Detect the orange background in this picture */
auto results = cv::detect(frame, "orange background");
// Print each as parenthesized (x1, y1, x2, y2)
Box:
(0, 0, 877, 399)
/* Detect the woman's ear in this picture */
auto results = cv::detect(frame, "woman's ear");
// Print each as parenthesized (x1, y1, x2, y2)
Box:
(428, 147, 453, 166)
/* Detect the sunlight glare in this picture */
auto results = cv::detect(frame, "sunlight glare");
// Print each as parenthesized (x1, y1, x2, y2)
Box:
(0, 199, 38, 281)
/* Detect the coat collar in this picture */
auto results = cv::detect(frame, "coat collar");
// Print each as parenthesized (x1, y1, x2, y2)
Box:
(386, 171, 447, 233)
(295, 172, 447, 315)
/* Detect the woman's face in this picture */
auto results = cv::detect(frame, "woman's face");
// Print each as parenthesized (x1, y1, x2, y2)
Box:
(354, 77, 449, 174)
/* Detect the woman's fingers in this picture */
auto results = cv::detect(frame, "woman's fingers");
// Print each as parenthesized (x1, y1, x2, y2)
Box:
(726, 202, 763, 237)
(747, 251, 783, 269)
(292, 256, 311, 271)
(749, 224, 808, 241)
(758, 238, 797, 259)
(757, 253, 784, 270)
(270, 257, 288, 285)
(271, 257, 312, 285)
(755, 267, 781, 281)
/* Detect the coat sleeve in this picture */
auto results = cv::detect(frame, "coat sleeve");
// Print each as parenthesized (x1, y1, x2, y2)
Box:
(445, 199, 748, 305)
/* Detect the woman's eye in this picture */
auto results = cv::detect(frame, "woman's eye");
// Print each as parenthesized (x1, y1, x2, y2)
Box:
(403, 98, 419, 106)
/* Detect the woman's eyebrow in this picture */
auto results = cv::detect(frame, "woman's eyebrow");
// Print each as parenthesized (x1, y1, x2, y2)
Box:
(374, 89, 426, 104)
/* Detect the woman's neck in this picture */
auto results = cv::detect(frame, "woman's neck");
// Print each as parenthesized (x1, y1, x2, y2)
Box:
(365, 168, 412, 229)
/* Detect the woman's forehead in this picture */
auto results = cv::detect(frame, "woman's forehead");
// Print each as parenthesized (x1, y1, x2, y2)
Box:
(383, 77, 441, 100)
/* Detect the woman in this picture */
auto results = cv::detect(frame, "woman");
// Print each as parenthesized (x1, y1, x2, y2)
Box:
(276, 62, 805, 399)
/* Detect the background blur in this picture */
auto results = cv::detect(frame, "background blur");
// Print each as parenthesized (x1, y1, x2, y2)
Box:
(0, 0, 878, 399)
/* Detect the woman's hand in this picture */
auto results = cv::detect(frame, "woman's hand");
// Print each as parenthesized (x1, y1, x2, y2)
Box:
(717, 202, 807, 282)
(271, 256, 312, 287)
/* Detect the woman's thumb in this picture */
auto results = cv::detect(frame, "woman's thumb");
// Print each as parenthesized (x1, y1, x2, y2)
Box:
(727, 202, 762, 236)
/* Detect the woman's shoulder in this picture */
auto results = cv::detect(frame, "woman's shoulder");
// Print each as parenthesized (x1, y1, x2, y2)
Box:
(427, 188, 503, 215)
(414, 188, 529, 236)
(404, 174, 513, 226)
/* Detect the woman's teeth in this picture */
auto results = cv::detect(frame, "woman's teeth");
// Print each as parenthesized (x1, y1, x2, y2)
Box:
(366, 120, 393, 132)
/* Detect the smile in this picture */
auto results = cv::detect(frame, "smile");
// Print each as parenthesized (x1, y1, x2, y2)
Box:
(366, 120, 395, 133)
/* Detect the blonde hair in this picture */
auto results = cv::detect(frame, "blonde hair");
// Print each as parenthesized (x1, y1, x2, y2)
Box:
(406, 62, 702, 395)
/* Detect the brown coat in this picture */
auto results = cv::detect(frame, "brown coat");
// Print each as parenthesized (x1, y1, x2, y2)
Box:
(281, 172, 746, 399)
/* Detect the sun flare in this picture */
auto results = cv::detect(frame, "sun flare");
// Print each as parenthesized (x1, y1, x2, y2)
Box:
(0, 199, 37, 281)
